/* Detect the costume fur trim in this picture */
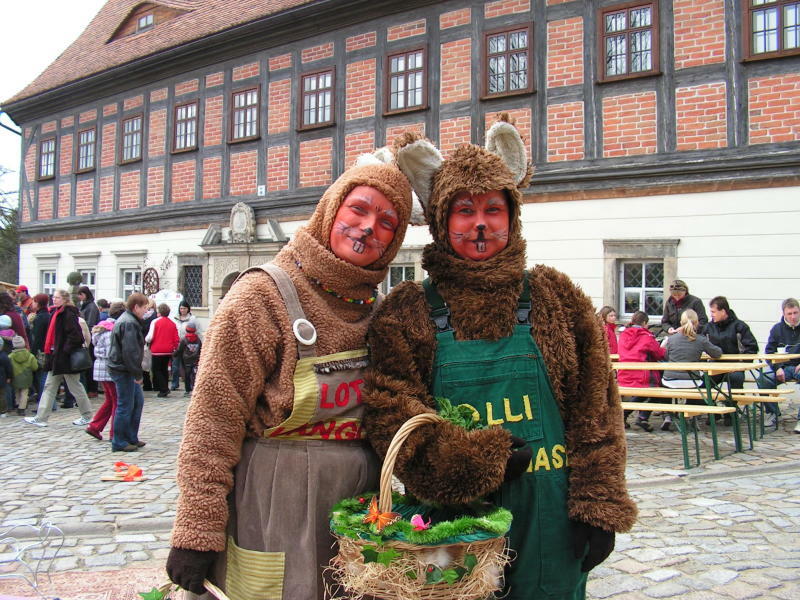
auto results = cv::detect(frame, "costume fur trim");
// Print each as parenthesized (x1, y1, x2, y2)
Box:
(394, 134, 443, 216)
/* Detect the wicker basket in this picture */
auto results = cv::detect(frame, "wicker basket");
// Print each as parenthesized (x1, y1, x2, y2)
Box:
(327, 413, 512, 600)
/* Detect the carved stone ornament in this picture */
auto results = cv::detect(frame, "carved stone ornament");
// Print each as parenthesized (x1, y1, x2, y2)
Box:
(229, 202, 256, 243)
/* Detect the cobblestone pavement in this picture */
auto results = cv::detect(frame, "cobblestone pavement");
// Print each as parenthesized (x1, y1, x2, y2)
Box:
(0, 388, 798, 598)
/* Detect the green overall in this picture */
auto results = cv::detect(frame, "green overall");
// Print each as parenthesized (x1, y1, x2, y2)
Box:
(425, 276, 587, 600)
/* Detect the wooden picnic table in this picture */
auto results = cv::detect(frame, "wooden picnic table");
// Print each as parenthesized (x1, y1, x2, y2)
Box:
(610, 353, 800, 363)
(612, 361, 765, 376)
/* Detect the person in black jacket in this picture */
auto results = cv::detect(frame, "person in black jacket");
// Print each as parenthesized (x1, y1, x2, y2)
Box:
(763, 298, 800, 432)
(107, 292, 149, 452)
(24, 290, 94, 427)
(661, 279, 708, 335)
(78, 286, 100, 397)
(140, 299, 158, 392)
(705, 295, 758, 386)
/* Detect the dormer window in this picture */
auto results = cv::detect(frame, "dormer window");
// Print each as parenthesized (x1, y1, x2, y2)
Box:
(137, 13, 154, 32)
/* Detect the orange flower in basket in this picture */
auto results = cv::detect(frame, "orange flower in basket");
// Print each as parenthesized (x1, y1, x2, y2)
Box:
(362, 497, 401, 532)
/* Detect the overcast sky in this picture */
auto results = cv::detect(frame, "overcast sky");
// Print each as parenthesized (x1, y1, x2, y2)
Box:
(0, 1, 108, 196)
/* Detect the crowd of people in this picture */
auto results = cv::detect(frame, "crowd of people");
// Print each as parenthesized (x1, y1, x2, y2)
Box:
(600, 279, 800, 434)
(0, 284, 202, 452)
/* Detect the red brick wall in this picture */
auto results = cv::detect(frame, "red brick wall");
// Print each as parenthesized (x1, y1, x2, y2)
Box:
(124, 95, 143, 111)
(120, 171, 140, 210)
(267, 145, 290, 191)
(269, 53, 292, 71)
(301, 42, 334, 63)
(61, 116, 74, 128)
(385, 122, 425, 145)
(99, 176, 114, 213)
(346, 32, 376, 52)
(676, 82, 727, 151)
(148, 109, 166, 157)
(547, 0, 571, 4)
(674, 0, 725, 70)
(233, 61, 260, 81)
(147, 166, 164, 206)
(268, 79, 291, 134)
(230, 150, 258, 196)
(387, 19, 426, 41)
(24, 144, 35, 185)
(485, 109, 532, 156)
(59, 135, 73, 176)
(101, 123, 117, 168)
(602, 92, 658, 157)
(439, 116, 472, 157)
(204, 95, 223, 146)
(38, 185, 53, 220)
(440, 39, 471, 104)
(150, 88, 168, 102)
(485, 0, 529, 19)
(202, 156, 222, 199)
(299, 138, 333, 187)
(58, 183, 71, 218)
(42, 121, 56, 134)
(21, 201, 30, 223)
(205, 72, 224, 87)
(547, 17, 583, 88)
(76, 179, 94, 216)
(175, 79, 199, 96)
(346, 59, 376, 120)
(749, 74, 800, 144)
(79, 109, 97, 124)
(171, 160, 196, 203)
(547, 101, 585, 162)
(344, 130, 375, 169)
(441, 8, 470, 29)
(103, 103, 117, 117)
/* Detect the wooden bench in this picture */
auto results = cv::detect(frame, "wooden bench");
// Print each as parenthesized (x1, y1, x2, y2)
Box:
(620, 401, 736, 469)
(618, 386, 787, 445)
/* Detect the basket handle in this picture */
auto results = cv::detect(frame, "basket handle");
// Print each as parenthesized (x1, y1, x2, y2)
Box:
(379, 412, 445, 514)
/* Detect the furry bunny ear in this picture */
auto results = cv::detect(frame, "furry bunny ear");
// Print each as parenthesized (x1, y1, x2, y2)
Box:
(354, 146, 394, 167)
(486, 114, 528, 186)
(393, 132, 443, 216)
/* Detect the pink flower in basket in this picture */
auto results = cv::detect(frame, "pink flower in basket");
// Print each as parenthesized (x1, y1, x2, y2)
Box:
(410, 514, 431, 531)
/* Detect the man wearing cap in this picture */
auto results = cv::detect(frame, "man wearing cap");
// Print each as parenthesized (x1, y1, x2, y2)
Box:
(15, 286, 34, 317)
(662, 279, 707, 335)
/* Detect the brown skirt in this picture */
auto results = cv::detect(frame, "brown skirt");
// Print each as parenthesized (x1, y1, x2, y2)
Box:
(190, 437, 379, 600)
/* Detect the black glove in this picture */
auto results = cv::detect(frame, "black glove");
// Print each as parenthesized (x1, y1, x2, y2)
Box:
(166, 547, 219, 594)
(504, 435, 533, 482)
(571, 521, 615, 572)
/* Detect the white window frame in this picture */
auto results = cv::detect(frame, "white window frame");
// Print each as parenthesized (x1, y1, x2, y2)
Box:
(619, 260, 664, 320)
(383, 264, 416, 294)
(120, 269, 142, 299)
(40, 270, 57, 297)
(80, 270, 97, 296)
(137, 13, 154, 32)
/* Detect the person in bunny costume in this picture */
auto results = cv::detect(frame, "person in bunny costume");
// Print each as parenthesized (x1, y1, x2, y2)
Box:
(167, 147, 413, 599)
(362, 115, 637, 599)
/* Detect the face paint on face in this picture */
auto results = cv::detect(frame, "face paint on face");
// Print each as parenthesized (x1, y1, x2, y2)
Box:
(330, 186, 399, 267)
(446, 190, 510, 261)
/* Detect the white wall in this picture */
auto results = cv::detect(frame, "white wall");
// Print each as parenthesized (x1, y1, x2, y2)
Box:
(521, 185, 800, 349)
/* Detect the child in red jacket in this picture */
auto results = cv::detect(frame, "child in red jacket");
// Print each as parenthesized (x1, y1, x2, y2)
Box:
(617, 311, 666, 431)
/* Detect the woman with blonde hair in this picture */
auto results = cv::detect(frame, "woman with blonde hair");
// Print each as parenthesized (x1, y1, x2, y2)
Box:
(24, 290, 94, 427)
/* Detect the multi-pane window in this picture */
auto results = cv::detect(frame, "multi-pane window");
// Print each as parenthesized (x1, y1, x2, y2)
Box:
(300, 70, 334, 128)
(384, 265, 415, 294)
(745, 0, 800, 58)
(137, 13, 154, 32)
(39, 138, 56, 179)
(620, 261, 664, 319)
(182, 265, 203, 307)
(483, 25, 533, 97)
(173, 102, 198, 152)
(76, 128, 96, 172)
(121, 115, 143, 163)
(80, 270, 97, 296)
(41, 271, 56, 297)
(230, 88, 259, 141)
(386, 48, 426, 113)
(599, 3, 659, 81)
(121, 269, 142, 299)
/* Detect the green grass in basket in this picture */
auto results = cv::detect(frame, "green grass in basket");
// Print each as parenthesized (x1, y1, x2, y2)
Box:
(330, 492, 512, 545)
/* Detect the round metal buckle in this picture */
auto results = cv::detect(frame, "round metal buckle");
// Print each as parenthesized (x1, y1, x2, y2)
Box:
(292, 318, 317, 346)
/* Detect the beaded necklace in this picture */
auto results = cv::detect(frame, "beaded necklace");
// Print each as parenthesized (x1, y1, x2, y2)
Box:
(295, 260, 378, 305)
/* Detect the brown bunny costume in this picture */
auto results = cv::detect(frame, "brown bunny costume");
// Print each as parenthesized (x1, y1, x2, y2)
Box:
(362, 116, 636, 599)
